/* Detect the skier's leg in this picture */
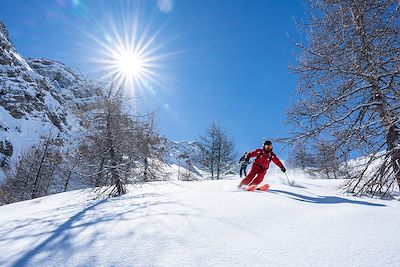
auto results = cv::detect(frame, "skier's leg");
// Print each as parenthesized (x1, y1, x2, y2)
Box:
(249, 169, 267, 187)
(238, 165, 259, 187)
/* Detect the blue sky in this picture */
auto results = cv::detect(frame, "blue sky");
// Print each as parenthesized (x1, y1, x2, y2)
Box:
(1, 0, 306, 159)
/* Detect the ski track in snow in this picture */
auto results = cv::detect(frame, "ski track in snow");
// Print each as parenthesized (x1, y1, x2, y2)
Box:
(0, 176, 399, 267)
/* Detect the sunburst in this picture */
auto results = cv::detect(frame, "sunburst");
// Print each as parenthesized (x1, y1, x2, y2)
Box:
(95, 31, 164, 96)
(80, 10, 175, 99)
(68, 1, 181, 102)
(115, 49, 144, 77)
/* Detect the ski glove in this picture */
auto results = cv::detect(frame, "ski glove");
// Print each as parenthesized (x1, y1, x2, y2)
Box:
(281, 167, 286, 173)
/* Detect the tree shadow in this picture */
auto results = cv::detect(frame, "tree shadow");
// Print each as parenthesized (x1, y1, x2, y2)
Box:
(5, 192, 202, 267)
(11, 199, 108, 267)
(269, 189, 386, 207)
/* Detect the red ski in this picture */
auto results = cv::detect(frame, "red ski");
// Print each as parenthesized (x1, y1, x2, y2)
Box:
(257, 184, 270, 191)
(243, 183, 270, 192)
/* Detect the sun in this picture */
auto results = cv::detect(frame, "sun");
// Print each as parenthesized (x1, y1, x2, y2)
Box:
(94, 34, 167, 97)
(116, 51, 144, 77)
(79, 1, 178, 98)
(101, 41, 151, 91)
(112, 47, 145, 79)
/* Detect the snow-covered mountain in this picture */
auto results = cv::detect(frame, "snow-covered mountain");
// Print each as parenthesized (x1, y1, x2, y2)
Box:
(164, 140, 205, 177)
(0, 22, 100, 179)
(27, 58, 100, 106)
(0, 23, 69, 129)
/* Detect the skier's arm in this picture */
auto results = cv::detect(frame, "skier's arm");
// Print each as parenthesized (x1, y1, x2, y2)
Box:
(246, 149, 259, 159)
(271, 153, 284, 169)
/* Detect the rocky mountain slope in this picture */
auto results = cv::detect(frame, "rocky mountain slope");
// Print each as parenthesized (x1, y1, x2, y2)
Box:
(0, 22, 99, 178)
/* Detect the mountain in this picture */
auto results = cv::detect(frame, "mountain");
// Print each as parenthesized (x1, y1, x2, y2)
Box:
(27, 58, 101, 109)
(0, 22, 208, 183)
(0, 23, 68, 129)
(164, 140, 205, 177)
(0, 22, 99, 179)
(0, 175, 399, 266)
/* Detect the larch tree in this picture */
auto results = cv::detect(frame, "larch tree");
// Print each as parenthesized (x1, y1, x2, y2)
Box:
(198, 122, 236, 179)
(0, 133, 63, 204)
(78, 85, 134, 197)
(286, 0, 400, 197)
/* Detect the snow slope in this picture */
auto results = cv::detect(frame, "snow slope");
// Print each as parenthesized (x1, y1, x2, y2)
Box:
(1, 171, 399, 267)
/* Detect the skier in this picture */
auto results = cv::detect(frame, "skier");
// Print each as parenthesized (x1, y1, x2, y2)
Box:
(237, 140, 286, 191)
(239, 152, 250, 178)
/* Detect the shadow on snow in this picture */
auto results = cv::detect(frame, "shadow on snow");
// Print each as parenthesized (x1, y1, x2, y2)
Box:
(269, 189, 386, 207)
(4, 192, 200, 267)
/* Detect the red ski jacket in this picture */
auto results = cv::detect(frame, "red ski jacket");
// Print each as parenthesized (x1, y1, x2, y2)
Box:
(246, 148, 284, 170)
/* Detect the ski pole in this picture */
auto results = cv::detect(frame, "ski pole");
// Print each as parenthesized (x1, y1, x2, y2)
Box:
(284, 172, 292, 185)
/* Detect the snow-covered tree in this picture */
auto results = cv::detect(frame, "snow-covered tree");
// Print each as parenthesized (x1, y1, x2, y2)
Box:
(78, 85, 134, 196)
(287, 140, 313, 170)
(135, 115, 166, 182)
(78, 83, 166, 197)
(287, 0, 400, 197)
(0, 133, 63, 204)
(57, 148, 82, 192)
(198, 122, 236, 179)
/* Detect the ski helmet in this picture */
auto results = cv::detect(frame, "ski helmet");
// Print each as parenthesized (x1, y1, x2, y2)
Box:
(263, 140, 272, 146)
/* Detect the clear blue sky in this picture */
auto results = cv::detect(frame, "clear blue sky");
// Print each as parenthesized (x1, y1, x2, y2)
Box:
(1, 0, 306, 159)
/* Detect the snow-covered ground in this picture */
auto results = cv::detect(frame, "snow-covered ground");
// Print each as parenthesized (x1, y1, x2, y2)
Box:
(1, 171, 399, 267)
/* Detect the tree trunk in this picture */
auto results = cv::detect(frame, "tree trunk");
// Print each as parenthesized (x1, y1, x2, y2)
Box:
(387, 124, 400, 188)
(64, 170, 71, 192)
(107, 108, 125, 196)
(354, 5, 400, 191)
(144, 157, 148, 182)
(31, 139, 50, 199)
